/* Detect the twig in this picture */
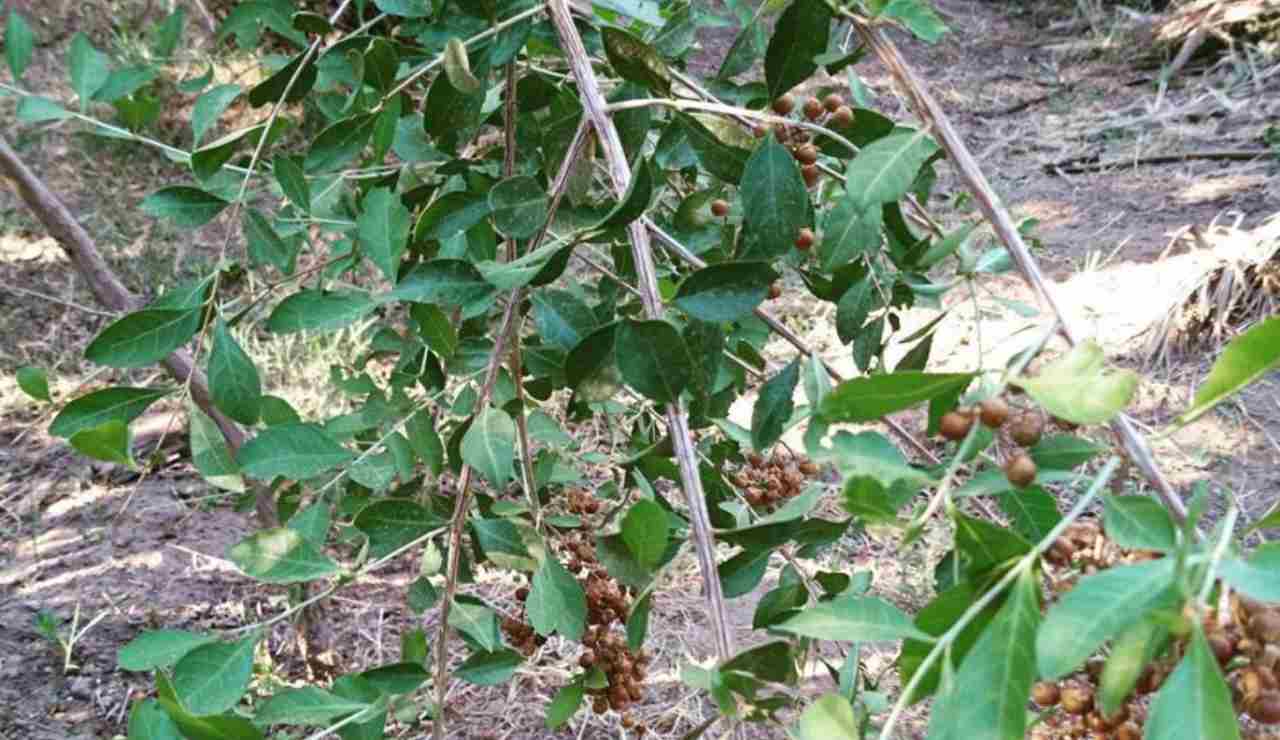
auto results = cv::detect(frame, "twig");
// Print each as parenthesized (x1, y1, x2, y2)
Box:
(1045, 149, 1270, 174)
(841, 15, 1190, 524)
(548, 0, 737, 691)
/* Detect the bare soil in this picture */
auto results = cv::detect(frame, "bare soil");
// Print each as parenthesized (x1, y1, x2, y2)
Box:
(1, 2, 1277, 739)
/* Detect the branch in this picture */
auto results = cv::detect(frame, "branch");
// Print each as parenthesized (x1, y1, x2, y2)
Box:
(548, 0, 737, 677)
(0, 133, 279, 523)
(847, 21, 1189, 523)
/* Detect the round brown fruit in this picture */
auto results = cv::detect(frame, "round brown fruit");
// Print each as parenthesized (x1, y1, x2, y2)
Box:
(1005, 453, 1038, 488)
(799, 460, 818, 475)
(832, 105, 854, 127)
(1115, 722, 1141, 740)
(1009, 413, 1044, 447)
(796, 144, 819, 165)
(1248, 692, 1280, 724)
(515, 586, 529, 601)
(1250, 610, 1280, 643)
(1031, 681, 1060, 707)
(823, 93, 844, 112)
(768, 282, 782, 300)
(801, 164, 820, 188)
(752, 123, 768, 138)
(794, 227, 815, 251)
(979, 398, 1009, 429)
(939, 411, 973, 441)
(803, 97, 824, 120)
(1208, 632, 1235, 665)
(1060, 683, 1093, 715)
(710, 199, 730, 218)
(771, 94, 795, 115)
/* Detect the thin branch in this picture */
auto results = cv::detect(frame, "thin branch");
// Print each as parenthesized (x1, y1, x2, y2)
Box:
(549, 0, 736, 683)
(1045, 149, 1271, 175)
(844, 17, 1189, 523)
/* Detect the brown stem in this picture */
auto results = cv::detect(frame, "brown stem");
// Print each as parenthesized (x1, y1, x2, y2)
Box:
(430, 116, 591, 740)
(0, 133, 278, 526)
(848, 20, 1188, 523)
(548, 0, 736, 675)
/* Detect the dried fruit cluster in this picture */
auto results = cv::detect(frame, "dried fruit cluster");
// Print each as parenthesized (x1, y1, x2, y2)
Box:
(1228, 594, 1280, 726)
(735, 452, 818, 511)
(755, 92, 850, 193)
(582, 625, 650, 731)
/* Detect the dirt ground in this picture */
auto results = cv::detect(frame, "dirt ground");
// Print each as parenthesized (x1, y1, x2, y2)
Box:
(1, 1, 1278, 739)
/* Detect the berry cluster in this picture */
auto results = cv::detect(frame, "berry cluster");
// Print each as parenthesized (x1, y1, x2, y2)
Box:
(1226, 594, 1280, 726)
(582, 625, 650, 732)
(734, 452, 819, 511)
(938, 397, 1052, 488)
(501, 596, 543, 657)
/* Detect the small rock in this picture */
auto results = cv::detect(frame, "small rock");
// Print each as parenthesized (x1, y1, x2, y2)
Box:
(68, 677, 93, 700)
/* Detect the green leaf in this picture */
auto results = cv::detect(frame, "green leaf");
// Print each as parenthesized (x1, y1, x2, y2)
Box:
(119, 630, 217, 672)
(247, 52, 316, 107)
(1178, 316, 1280, 425)
(1145, 628, 1242, 740)
(527, 556, 587, 640)
(374, 0, 431, 17)
(152, 7, 186, 58)
(752, 358, 800, 450)
(50, 387, 170, 439)
(475, 242, 564, 292)
(208, 322, 261, 425)
(997, 486, 1060, 543)
(1102, 495, 1177, 551)
(1012, 341, 1138, 425)
(925, 570, 1040, 740)
(389, 261, 493, 307)
(128, 699, 182, 740)
(16, 95, 72, 122)
(678, 112, 750, 184)
(846, 129, 939, 209)
(155, 698, 262, 740)
(359, 662, 429, 694)
(306, 113, 375, 172)
(172, 637, 256, 716)
(1099, 621, 1168, 717)
(353, 499, 444, 560)
(879, 0, 949, 43)
(596, 158, 654, 230)
(777, 595, 932, 643)
(70, 419, 133, 465)
(85, 309, 198, 369)
(69, 33, 110, 105)
(821, 195, 883, 273)
(448, 602, 502, 653)
(191, 84, 241, 145)
(740, 137, 811, 260)
(827, 430, 936, 488)
(404, 415, 445, 476)
(189, 406, 245, 492)
(16, 366, 50, 402)
(488, 175, 548, 239)
(1219, 542, 1280, 602)
(1028, 434, 1104, 470)
(237, 423, 354, 480)
(228, 527, 337, 584)
(456, 648, 522, 686)
(443, 37, 481, 93)
(531, 290, 596, 351)
(255, 688, 370, 726)
(602, 27, 671, 96)
(141, 187, 230, 228)
(267, 290, 377, 333)
(94, 65, 158, 103)
(615, 319, 692, 405)
(544, 682, 585, 729)
(272, 154, 309, 213)
(424, 70, 484, 154)
(764, 0, 832, 100)
(794, 693, 859, 740)
(842, 476, 914, 523)
(5, 11, 34, 80)
(820, 372, 973, 423)
(835, 278, 877, 345)
(461, 406, 515, 489)
(242, 209, 295, 274)
(719, 547, 771, 598)
(621, 499, 669, 569)
(359, 187, 411, 281)
(411, 303, 457, 359)
(898, 582, 1003, 704)
(673, 261, 778, 323)
(1035, 558, 1179, 679)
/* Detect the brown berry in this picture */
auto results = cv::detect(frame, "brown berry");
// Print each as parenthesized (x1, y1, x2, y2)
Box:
(768, 282, 782, 300)
(979, 398, 1009, 428)
(1009, 413, 1044, 447)
(799, 460, 818, 476)
(794, 227, 815, 251)
(803, 97, 823, 120)
(1060, 683, 1093, 715)
(1005, 453, 1038, 488)
(592, 696, 609, 714)
(938, 411, 973, 441)
(710, 199, 730, 218)
(823, 93, 844, 112)
(1248, 692, 1280, 724)
(515, 586, 529, 601)
(1251, 611, 1280, 643)
(771, 94, 794, 115)
(832, 105, 853, 127)
(621, 713, 636, 728)
(1031, 681, 1060, 707)
(801, 163, 820, 188)
(579, 649, 595, 668)
(752, 123, 768, 138)
(1208, 633, 1235, 665)
(796, 144, 819, 165)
